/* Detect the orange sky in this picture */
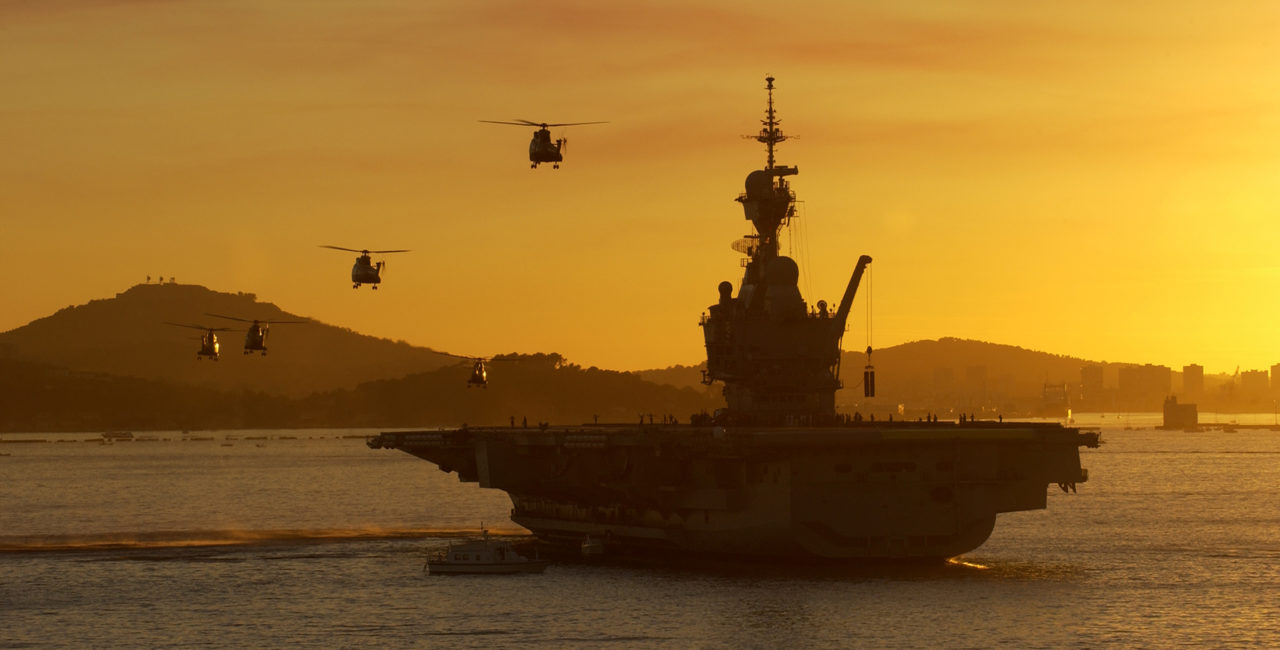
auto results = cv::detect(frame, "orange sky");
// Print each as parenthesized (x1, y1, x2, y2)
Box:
(3, 1, 1279, 374)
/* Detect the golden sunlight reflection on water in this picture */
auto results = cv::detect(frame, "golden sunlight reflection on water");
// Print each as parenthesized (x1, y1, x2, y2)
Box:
(2, 427, 1279, 646)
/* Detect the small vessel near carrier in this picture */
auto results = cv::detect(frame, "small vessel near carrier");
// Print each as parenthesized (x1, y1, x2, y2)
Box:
(426, 530, 550, 575)
(371, 77, 1099, 562)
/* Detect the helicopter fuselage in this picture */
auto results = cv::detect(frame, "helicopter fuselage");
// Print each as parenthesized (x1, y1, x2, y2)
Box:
(198, 332, 220, 360)
(528, 129, 564, 168)
(351, 254, 384, 289)
(467, 359, 489, 388)
(243, 323, 269, 355)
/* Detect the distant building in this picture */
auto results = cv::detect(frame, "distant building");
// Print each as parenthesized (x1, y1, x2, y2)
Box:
(1183, 364, 1204, 398)
(1118, 364, 1171, 411)
(1241, 370, 1269, 402)
(1039, 383, 1069, 417)
(963, 365, 988, 407)
(1272, 363, 1280, 396)
(932, 366, 954, 403)
(1081, 364, 1104, 394)
(1080, 365, 1104, 408)
(1162, 396, 1198, 429)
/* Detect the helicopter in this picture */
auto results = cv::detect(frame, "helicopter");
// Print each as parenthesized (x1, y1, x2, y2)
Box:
(165, 322, 233, 360)
(440, 353, 517, 388)
(319, 245, 410, 289)
(478, 119, 607, 168)
(207, 313, 307, 355)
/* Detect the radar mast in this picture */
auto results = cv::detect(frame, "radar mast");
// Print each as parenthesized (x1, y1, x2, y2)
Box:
(754, 76, 789, 170)
(737, 76, 798, 267)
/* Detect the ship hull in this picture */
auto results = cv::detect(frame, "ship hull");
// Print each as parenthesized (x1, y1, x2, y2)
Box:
(370, 423, 1096, 561)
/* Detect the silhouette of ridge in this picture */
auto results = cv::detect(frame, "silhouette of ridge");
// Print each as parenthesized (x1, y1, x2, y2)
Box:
(0, 353, 725, 432)
(0, 283, 453, 398)
(4, 285, 1249, 431)
(0, 285, 726, 432)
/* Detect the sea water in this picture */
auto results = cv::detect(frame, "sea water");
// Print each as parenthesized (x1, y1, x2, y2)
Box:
(2, 424, 1279, 648)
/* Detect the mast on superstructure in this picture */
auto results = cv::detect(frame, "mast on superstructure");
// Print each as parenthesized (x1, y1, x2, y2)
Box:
(738, 76, 798, 266)
(754, 76, 788, 170)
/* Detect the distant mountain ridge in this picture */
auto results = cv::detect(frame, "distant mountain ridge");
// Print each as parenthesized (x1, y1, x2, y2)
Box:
(0, 284, 725, 431)
(0, 354, 722, 432)
(0, 283, 453, 397)
(636, 338, 1165, 415)
(4, 283, 1246, 431)
(638, 338, 1091, 391)
(838, 337, 1089, 413)
(297, 353, 719, 428)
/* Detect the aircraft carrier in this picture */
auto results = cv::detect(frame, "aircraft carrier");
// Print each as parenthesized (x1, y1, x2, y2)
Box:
(368, 77, 1099, 560)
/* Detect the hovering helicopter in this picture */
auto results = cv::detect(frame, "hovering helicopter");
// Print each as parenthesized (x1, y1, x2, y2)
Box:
(478, 119, 607, 168)
(207, 313, 307, 355)
(319, 245, 410, 289)
(441, 353, 517, 388)
(165, 322, 233, 361)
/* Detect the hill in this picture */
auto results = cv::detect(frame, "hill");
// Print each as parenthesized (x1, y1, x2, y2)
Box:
(0, 283, 453, 397)
(2, 283, 1237, 429)
(639, 338, 1097, 416)
(297, 353, 723, 428)
(834, 338, 1090, 415)
(636, 364, 709, 391)
(0, 357, 275, 432)
(0, 354, 724, 432)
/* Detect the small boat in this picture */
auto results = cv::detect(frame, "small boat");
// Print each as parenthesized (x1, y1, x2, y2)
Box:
(426, 531, 550, 575)
(581, 535, 605, 558)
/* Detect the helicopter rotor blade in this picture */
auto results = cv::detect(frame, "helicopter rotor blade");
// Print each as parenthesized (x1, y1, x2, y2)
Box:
(436, 351, 491, 362)
(206, 313, 251, 323)
(165, 322, 231, 332)
(479, 119, 606, 128)
(320, 245, 409, 254)
(434, 352, 524, 363)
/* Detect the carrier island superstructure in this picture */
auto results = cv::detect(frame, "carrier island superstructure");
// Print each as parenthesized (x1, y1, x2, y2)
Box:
(369, 78, 1098, 560)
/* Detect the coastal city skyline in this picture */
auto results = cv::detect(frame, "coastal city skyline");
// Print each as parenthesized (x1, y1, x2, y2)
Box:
(4, 1, 1279, 375)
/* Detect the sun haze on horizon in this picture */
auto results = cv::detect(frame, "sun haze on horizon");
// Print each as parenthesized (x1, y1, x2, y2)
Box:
(2, 1, 1278, 374)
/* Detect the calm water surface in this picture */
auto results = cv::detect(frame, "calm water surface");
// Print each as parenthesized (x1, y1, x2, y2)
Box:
(2, 424, 1279, 647)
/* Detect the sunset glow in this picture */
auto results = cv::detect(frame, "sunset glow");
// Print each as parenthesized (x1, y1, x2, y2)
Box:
(3, 1, 1278, 373)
